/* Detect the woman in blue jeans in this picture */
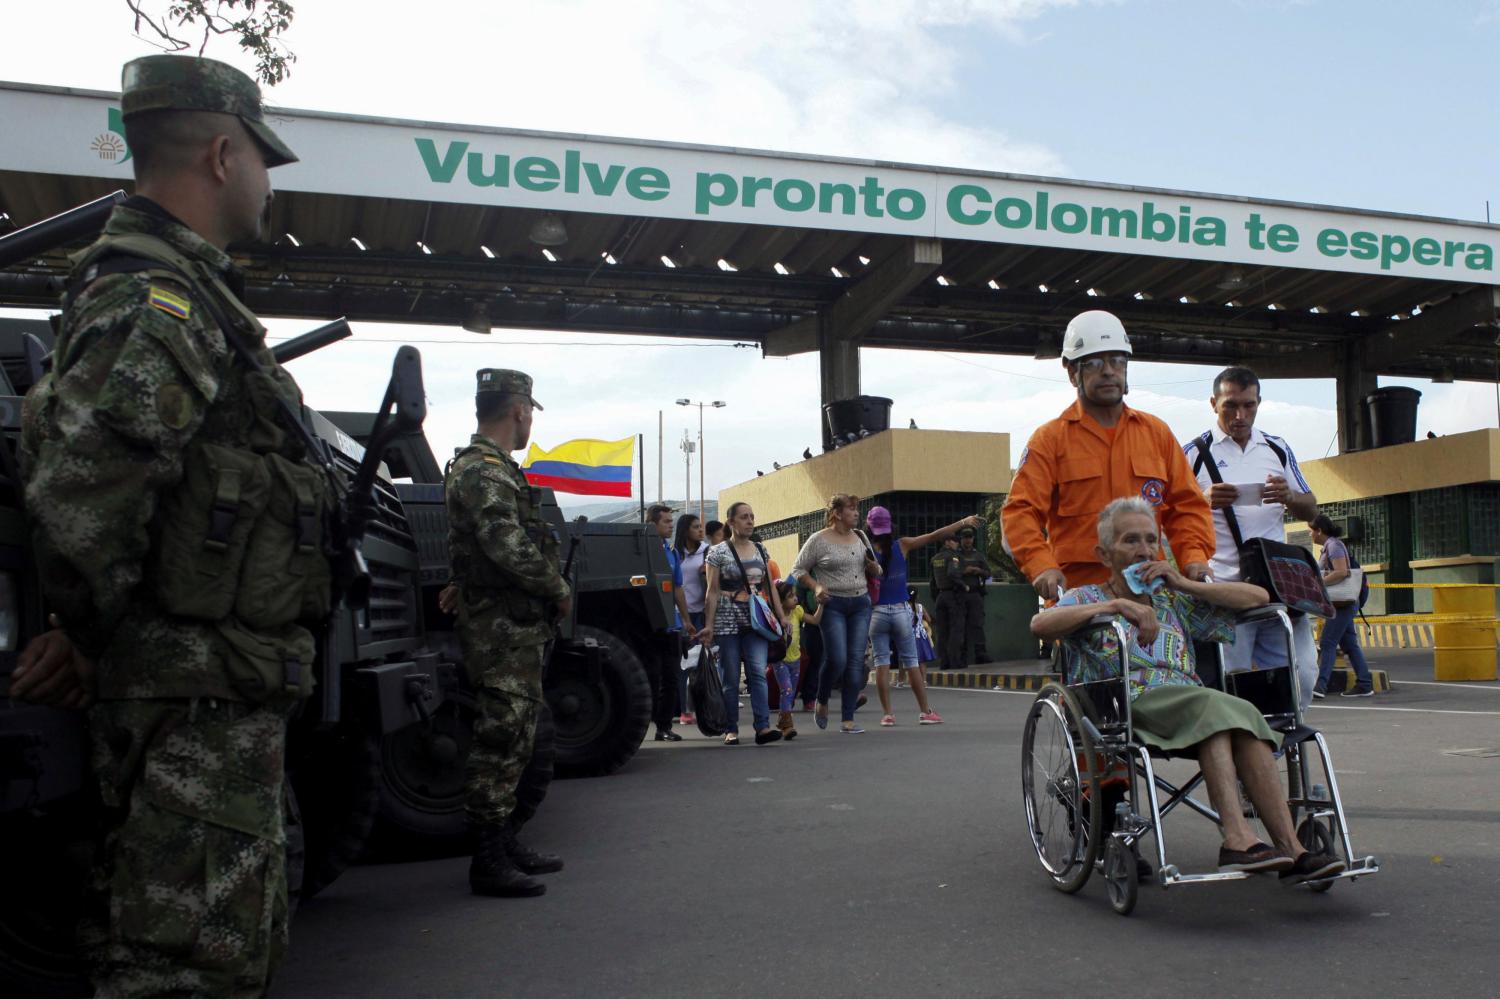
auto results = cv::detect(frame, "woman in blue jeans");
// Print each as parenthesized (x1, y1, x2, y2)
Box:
(791, 494, 880, 734)
(699, 502, 788, 745)
(1310, 514, 1373, 697)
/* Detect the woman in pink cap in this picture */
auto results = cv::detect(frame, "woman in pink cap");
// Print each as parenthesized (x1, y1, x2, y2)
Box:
(865, 507, 983, 726)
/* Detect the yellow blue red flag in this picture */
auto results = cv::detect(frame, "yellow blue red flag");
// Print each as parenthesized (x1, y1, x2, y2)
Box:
(522, 436, 635, 497)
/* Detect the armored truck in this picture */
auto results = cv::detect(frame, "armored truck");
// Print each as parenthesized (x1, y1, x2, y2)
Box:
(0, 196, 670, 992)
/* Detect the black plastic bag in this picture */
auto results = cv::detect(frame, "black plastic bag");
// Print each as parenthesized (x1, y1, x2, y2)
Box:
(685, 644, 729, 737)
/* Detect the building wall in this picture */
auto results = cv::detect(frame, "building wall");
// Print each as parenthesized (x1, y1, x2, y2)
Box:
(1297, 428, 1500, 504)
(718, 429, 1012, 525)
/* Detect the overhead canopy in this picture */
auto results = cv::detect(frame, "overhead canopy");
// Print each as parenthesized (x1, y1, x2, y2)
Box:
(3, 80, 1498, 401)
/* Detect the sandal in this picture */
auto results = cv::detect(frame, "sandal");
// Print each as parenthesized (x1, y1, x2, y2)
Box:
(723, 733, 739, 746)
(815, 705, 828, 730)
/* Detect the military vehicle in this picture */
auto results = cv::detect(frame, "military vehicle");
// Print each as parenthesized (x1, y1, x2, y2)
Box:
(0, 195, 670, 993)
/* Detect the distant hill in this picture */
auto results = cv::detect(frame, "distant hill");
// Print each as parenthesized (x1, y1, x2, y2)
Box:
(556, 498, 719, 523)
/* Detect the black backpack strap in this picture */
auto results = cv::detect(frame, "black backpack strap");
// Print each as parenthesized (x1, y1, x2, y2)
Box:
(1265, 438, 1288, 469)
(1193, 435, 1246, 551)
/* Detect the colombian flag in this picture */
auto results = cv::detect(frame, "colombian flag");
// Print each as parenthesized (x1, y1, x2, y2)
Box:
(522, 436, 635, 497)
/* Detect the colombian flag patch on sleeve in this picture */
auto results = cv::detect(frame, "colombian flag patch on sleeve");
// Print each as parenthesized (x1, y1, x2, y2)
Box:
(147, 285, 192, 320)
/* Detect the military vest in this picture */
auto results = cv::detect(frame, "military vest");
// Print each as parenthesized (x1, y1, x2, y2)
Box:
(445, 439, 561, 646)
(32, 228, 331, 702)
(932, 551, 956, 591)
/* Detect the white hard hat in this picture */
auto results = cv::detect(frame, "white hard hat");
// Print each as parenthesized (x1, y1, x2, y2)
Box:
(1061, 310, 1133, 362)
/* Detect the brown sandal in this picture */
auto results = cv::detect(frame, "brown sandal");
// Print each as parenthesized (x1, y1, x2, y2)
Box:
(723, 733, 739, 746)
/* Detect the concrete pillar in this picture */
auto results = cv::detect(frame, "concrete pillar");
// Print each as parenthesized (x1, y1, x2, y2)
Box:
(1335, 344, 1378, 453)
(818, 317, 861, 449)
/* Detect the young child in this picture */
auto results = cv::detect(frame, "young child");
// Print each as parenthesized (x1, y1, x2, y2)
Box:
(775, 580, 822, 739)
(910, 587, 937, 668)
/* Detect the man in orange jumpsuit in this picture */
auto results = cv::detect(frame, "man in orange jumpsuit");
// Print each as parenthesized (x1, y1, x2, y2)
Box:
(1003, 310, 1215, 602)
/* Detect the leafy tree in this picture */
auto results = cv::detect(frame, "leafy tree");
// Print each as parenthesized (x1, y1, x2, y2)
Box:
(125, 1, 296, 85)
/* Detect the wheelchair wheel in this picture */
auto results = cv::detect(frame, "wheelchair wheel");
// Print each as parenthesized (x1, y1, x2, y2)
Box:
(1021, 682, 1101, 894)
(1103, 835, 1139, 916)
(1296, 817, 1336, 893)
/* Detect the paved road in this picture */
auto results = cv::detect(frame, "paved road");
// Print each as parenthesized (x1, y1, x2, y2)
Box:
(277, 675, 1499, 999)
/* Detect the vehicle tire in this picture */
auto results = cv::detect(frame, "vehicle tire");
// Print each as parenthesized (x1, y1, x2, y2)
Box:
(0, 806, 92, 998)
(371, 683, 476, 851)
(288, 728, 382, 898)
(372, 680, 558, 853)
(1020, 681, 1101, 895)
(548, 625, 651, 779)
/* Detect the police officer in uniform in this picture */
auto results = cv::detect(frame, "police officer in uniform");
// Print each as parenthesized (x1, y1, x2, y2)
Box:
(16, 55, 322, 996)
(445, 369, 570, 897)
(931, 537, 963, 669)
(956, 527, 992, 664)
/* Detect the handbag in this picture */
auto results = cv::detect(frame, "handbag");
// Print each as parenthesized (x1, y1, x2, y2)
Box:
(1326, 567, 1364, 606)
(728, 541, 785, 646)
(684, 644, 730, 737)
(1193, 438, 1333, 619)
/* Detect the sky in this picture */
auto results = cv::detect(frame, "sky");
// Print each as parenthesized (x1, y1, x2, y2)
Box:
(4, 0, 1500, 511)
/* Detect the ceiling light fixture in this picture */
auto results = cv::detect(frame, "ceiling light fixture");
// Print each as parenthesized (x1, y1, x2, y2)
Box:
(528, 214, 569, 247)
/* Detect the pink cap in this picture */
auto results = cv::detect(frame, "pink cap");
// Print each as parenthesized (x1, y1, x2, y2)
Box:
(865, 505, 892, 535)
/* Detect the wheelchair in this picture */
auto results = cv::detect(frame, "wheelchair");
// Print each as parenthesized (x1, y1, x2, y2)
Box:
(1020, 604, 1380, 915)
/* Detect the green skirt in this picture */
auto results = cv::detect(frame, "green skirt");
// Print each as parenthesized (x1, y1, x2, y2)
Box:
(1130, 684, 1281, 755)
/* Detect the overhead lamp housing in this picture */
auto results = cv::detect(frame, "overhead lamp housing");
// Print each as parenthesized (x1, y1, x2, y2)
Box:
(462, 302, 492, 335)
(528, 214, 569, 247)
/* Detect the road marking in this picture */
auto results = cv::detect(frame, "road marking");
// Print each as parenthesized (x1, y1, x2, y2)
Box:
(933, 686, 1500, 715)
(1392, 680, 1500, 692)
(1310, 705, 1500, 717)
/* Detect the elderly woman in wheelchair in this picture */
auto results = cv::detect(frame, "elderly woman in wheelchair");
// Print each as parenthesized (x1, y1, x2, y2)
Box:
(1022, 497, 1375, 914)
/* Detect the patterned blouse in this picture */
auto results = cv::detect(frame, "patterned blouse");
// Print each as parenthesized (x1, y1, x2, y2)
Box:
(1057, 584, 1235, 700)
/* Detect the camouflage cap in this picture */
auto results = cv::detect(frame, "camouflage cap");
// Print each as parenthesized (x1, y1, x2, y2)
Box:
(121, 54, 298, 167)
(476, 368, 543, 410)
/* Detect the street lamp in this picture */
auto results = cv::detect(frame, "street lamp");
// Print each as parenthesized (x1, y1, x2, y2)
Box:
(676, 398, 726, 522)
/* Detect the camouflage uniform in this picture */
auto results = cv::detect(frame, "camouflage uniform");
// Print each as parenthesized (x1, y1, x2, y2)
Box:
(22, 56, 314, 997)
(444, 371, 567, 832)
(956, 533, 992, 665)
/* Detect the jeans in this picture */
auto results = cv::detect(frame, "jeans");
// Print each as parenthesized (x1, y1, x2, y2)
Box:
(798, 624, 823, 706)
(818, 594, 873, 722)
(772, 659, 801, 713)
(1317, 605, 1372, 690)
(677, 610, 707, 713)
(870, 603, 918, 668)
(1224, 613, 1318, 712)
(717, 628, 770, 733)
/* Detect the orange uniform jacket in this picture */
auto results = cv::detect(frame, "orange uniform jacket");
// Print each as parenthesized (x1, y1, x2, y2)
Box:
(1002, 401, 1215, 589)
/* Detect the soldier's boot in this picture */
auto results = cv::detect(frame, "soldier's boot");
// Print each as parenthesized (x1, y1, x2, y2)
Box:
(470, 825, 546, 896)
(503, 820, 564, 875)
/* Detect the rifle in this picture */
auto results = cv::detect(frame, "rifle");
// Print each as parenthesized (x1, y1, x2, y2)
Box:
(0, 191, 127, 271)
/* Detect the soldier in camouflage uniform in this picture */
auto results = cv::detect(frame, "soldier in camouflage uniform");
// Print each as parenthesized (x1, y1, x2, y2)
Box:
(931, 537, 962, 669)
(956, 527, 992, 664)
(446, 368, 571, 897)
(16, 55, 319, 996)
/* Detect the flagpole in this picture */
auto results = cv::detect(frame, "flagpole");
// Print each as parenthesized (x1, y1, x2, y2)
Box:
(638, 432, 646, 522)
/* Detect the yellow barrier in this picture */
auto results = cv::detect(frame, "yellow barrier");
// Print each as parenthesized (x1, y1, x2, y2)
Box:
(1360, 583, 1498, 682)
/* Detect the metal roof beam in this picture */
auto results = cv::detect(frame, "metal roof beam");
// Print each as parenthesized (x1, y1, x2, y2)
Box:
(762, 238, 942, 357)
(1362, 286, 1500, 370)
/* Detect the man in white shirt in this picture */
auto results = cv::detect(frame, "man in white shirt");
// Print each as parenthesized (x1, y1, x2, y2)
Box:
(1185, 367, 1320, 710)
